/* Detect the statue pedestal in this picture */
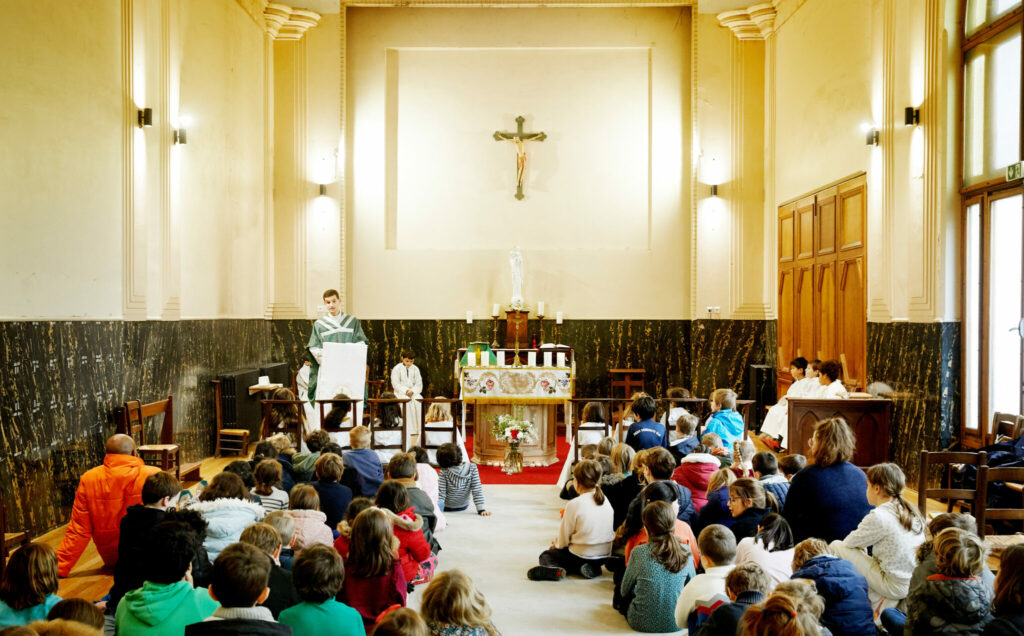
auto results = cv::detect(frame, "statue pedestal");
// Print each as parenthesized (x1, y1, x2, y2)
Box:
(505, 310, 529, 350)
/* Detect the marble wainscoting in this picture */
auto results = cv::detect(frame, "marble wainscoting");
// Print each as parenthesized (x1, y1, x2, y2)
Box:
(271, 318, 772, 402)
(866, 321, 961, 483)
(0, 319, 275, 536)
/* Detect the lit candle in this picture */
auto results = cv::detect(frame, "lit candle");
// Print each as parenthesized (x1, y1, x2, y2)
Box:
(466, 311, 473, 324)
(556, 311, 563, 325)
(492, 303, 500, 317)
(538, 301, 545, 316)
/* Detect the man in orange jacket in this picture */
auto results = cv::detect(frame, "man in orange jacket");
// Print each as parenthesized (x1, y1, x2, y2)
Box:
(56, 434, 161, 577)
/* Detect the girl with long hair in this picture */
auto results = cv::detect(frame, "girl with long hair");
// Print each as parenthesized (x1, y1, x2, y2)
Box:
(734, 513, 796, 589)
(0, 543, 61, 625)
(420, 569, 499, 636)
(338, 507, 407, 632)
(620, 501, 696, 632)
(528, 459, 614, 581)
(829, 462, 925, 614)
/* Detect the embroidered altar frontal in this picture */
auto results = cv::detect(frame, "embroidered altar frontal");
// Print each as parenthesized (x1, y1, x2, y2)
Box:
(460, 366, 572, 403)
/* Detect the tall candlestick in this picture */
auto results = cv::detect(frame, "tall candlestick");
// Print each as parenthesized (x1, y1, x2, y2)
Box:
(466, 311, 473, 324)
(538, 301, 545, 316)
(492, 303, 500, 317)
(556, 311, 563, 325)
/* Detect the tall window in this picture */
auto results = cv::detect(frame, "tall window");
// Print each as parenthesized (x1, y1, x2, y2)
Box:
(961, 0, 1024, 446)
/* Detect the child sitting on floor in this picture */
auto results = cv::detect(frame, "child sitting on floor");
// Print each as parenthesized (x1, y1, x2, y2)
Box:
(292, 430, 331, 482)
(674, 524, 737, 633)
(264, 511, 296, 571)
(778, 453, 806, 481)
(238, 523, 301, 619)
(829, 462, 925, 614)
(0, 544, 61, 626)
(410, 446, 446, 532)
(342, 425, 384, 498)
(790, 537, 875, 636)
(987, 543, 1024, 635)
(185, 542, 290, 635)
(312, 453, 354, 530)
(697, 562, 772, 636)
(694, 468, 738, 536)
(733, 513, 794, 590)
(528, 459, 614, 581)
(730, 439, 756, 478)
(703, 389, 744, 451)
(375, 480, 437, 588)
(371, 608, 429, 636)
(338, 508, 408, 632)
(288, 484, 334, 554)
(726, 478, 771, 542)
(702, 433, 733, 469)
(620, 501, 696, 633)
(334, 497, 373, 560)
(253, 459, 290, 513)
(904, 527, 992, 635)
(669, 412, 701, 462)
(437, 443, 488, 516)
(420, 569, 498, 636)
(752, 451, 790, 508)
(278, 544, 363, 636)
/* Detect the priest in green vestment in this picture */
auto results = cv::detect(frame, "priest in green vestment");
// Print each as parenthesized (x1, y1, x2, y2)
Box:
(306, 289, 369, 403)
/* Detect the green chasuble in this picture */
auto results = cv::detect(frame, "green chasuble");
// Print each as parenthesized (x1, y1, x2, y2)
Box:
(306, 311, 369, 403)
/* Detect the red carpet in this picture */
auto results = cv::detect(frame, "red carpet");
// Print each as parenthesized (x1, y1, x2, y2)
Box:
(464, 435, 569, 485)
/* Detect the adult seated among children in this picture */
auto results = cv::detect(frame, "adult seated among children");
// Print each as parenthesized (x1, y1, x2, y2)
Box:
(782, 417, 871, 543)
(624, 395, 668, 452)
(56, 434, 161, 577)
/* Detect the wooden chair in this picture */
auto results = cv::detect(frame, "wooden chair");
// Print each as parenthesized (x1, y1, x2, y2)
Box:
(212, 379, 251, 458)
(609, 369, 645, 399)
(317, 398, 363, 450)
(989, 412, 1024, 446)
(260, 399, 306, 449)
(975, 465, 1024, 556)
(366, 397, 411, 457)
(123, 396, 199, 482)
(420, 398, 462, 460)
(917, 450, 987, 518)
(735, 399, 756, 440)
(1, 500, 30, 581)
(569, 398, 615, 462)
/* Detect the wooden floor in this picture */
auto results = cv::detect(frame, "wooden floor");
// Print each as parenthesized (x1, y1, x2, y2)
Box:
(35, 436, 1002, 601)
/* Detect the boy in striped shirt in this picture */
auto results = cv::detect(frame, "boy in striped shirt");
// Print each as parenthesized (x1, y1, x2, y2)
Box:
(437, 443, 490, 516)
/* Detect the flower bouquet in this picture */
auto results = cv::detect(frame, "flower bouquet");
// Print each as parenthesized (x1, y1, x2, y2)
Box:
(491, 408, 536, 474)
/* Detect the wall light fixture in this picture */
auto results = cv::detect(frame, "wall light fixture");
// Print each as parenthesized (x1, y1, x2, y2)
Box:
(137, 107, 153, 128)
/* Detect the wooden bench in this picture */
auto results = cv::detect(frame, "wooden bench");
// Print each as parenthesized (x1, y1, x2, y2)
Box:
(317, 398, 363, 450)
(366, 397, 412, 457)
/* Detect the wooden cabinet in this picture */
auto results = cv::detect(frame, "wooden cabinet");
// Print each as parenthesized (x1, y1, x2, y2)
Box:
(778, 175, 867, 391)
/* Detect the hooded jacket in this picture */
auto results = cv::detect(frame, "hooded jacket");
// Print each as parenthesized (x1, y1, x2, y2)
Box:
(791, 554, 876, 636)
(905, 575, 993, 635)
(672, 453, 721, 511)
(288, 508, 335, 553)
(188, 498, 265, 561)
(342, 449, 384, 497)
(114, 580, 219, 636)
(56, 454, 160, 576)
(758, 473, 791, 509)
(386, 507, 432, 582)
(986, 613, 1024, 636)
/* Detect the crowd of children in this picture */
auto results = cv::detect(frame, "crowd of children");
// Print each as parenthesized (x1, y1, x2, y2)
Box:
(534, 386, 1020, 635)
(1, 419, 497, 636)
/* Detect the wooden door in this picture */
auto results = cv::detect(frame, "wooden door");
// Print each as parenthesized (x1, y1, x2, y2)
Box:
(796, 266, 815, 360)
(838, 257, 866, 387)
(815, 262, 837, 361)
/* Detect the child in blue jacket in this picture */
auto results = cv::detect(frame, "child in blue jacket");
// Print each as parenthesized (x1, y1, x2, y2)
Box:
(703, 389, 744, 450)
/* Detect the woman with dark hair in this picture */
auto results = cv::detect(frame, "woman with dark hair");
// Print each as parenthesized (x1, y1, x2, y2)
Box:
(734, 513, 795, 589)
(782, 417, 872, 543)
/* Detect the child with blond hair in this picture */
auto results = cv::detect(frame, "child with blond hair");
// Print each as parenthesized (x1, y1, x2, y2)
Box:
(703, 389, 744, 450)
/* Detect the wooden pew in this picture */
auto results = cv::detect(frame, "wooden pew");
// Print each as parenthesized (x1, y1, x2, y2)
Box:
(786, 397, 892, 467)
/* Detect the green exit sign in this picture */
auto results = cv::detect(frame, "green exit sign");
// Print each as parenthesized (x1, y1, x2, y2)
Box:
(1008, 162, 1023, 181)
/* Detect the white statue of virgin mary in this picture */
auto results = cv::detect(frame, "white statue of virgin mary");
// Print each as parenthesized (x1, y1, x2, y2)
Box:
(509, 246, 524, 310)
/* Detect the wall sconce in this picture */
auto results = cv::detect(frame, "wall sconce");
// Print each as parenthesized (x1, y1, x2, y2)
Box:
(137, 107, 153, 128)
(710, 184, 719, 197)
(904, 106, 920, 126)
(318, 184, 327, 196)
(173, 129, 187, 145)
(865, 129, 879, 146)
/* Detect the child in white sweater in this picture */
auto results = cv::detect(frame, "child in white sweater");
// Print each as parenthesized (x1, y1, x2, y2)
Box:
(675, 524, 737, 633)
(528, 459, 613, 581)
(830, 462, 925, 613)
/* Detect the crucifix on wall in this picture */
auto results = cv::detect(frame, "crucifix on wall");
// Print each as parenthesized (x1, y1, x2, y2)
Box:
(493, 116, 546, 200)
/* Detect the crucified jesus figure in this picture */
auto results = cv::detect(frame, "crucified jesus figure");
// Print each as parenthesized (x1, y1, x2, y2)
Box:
(494, 116, 546, 200)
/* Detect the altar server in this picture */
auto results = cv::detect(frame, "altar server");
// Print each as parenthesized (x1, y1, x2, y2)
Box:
(306, 289, 368, 404)
(815, 359, 850, 400)
(390, 350, 423, 437)
(759, 358, 820, 450)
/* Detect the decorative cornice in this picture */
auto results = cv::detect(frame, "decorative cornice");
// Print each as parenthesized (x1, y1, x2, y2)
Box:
(717, 2, 777, 40)
(264, 3, 321, 40)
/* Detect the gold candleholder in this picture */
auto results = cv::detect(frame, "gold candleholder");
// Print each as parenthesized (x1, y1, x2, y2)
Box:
(555, 322, 562, 346)
(512, 334, 523, 367)
(490, 315, 500, 349)
(537, 313, 545, 346)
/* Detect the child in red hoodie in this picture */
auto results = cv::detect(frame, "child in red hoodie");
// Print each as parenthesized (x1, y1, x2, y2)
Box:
(375, 480, 438, 587)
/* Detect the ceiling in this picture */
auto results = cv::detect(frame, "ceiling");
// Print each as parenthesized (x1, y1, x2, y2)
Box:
(295, 0, 754, 15)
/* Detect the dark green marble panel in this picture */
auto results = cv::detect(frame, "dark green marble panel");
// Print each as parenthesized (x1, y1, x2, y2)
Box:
(689, 319, 774, 399)
(866, 321, 961, 484)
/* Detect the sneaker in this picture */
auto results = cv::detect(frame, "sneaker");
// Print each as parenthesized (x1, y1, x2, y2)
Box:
(528, 566, 565, 581)
(580, 561, 603, 579)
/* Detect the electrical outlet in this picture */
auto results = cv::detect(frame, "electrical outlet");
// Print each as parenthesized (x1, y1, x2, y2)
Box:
(713, 307, 721, 314)
(706, 306, 713, 315)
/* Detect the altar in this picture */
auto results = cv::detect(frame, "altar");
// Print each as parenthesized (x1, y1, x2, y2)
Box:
(458, 351, 574, 468)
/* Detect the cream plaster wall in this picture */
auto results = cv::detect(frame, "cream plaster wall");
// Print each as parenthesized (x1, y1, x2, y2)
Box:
(0, 1, 123, 318)
(344, 7, 691, 319)
(770, 0, 958, 322)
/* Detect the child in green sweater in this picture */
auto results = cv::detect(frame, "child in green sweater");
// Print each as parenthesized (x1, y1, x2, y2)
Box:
(279, 544, 363, 635)
(115, 520, 218, 636)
